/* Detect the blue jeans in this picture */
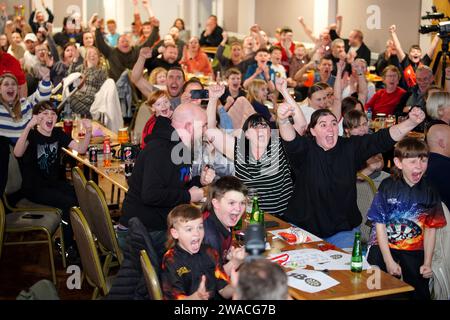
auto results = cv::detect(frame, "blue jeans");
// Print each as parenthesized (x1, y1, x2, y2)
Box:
(324, 226, 360, 250)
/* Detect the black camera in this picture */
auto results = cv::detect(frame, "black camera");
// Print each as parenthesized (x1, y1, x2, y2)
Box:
(419, 21, 450, 35)
(419, 6, 450, 36)
(244, 223, 266, 261)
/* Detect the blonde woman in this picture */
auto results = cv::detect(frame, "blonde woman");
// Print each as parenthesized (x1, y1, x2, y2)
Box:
(426, 90, 450, 127)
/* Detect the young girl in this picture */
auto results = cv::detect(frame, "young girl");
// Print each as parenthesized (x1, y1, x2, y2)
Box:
(0, 71, 52, 144)
(140, 90, 173, 149)
(148, 67, 167, 87)
(161, 204, 233, 300)
(13, 101, 92, 262)
(202, 176, 247, 275)
(367, 137, 447, 299)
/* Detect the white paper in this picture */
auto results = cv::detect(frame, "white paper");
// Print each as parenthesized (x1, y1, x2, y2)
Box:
(287, 269, 340, 293)
(309, 250, 370, 271)
(267, 248, 331, 269)
(269, 227, 322, 244)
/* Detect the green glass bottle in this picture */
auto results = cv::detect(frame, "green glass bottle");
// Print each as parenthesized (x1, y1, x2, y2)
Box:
(249, 196, 261, 224)
(351, 231, 363, 273)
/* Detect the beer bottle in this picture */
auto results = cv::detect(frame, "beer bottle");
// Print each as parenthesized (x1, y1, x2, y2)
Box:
(249, 196, 261, 224)
(351, 231, 363, 273)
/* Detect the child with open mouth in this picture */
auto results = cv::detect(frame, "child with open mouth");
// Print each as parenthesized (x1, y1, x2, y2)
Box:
(366, 137, 447, 300)
(161, 204, 234, 300)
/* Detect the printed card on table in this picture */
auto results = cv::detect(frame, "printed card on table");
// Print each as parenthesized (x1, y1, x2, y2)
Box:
(287, 269, 340, 293)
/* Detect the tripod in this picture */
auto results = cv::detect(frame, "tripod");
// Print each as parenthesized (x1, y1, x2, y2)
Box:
(432, 36, 450, 88)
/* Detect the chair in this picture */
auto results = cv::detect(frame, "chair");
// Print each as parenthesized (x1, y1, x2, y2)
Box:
(71, 167, 94, 228)
(106, 217, 160, 300)
(3, 146, 53, 212)
(140, 249, 163, 300)
(130, 101, 152, 145)
(70, 207, 108, 299)
(85, 181, 123, 275)
(0, 198, 66, 284)
(356, 172, 378, 244)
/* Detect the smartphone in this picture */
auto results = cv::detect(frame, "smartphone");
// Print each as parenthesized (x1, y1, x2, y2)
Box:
(191, 89, 209, 100)
(22, 213, 44, 219)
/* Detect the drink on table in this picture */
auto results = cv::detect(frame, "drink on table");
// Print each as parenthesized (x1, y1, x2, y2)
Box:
(88, 145, 98, 163)
(249, 196, 262, 225)
(118, 127, 129, 144)
(103, 136, 112, 167)
(351, 231, 363, 273)
(63, 113, 73, 136)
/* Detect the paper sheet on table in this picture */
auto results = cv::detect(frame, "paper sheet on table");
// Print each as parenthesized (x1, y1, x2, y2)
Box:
(287, 269, 340, 293)
(309, 250, 370, 271)
(267, 248, 331, 269)
(269, 227, 322, 244)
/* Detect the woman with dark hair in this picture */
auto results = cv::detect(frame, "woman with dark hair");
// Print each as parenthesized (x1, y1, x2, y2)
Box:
(277, 102, 427, 248)
(173, 18, 189, 43)
(206, 83, 294, 216)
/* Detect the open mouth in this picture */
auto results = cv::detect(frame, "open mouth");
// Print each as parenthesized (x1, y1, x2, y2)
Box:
(190, 238, 201, 253)
(6, 90, 15, 98)
(411, 171, 423, 182)
(45, 120, 54, 129)
(160, 109, 172, 117)
(229, 213, 240, 224)
(325, 134, 334, 145)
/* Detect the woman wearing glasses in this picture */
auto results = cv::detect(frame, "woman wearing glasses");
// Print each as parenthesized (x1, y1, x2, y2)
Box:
(205, 81, 294, 216)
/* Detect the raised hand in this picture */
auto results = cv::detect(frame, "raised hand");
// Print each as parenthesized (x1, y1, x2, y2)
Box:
(297, 16, 305, 24)
(408, 106, 426, 125)
(139, 47, 153, 59)
(250, 24, 261, 34)
(200, 165, 215, 186)
(46, 22, 53, 34)
(389, 25, 397, 34)
(188, 186, 205, 203)
(221, 31, 228, 43)
(277, 102, 295, 121)
(275, 77, 288, 93)
(208, 84, 225, 100)
(150, 16, 159, 27)
(28, 114, 42, 128)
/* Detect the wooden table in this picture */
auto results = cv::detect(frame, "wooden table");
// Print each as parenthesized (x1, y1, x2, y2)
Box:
(262, 215, 414, 300)
(60, 121, 129, 194)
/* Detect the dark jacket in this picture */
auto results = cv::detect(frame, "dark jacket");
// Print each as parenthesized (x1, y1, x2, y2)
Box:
(106, 217, 160, 300)
(120, 117, 200, 231)
(95, 26, 159, 81)
(199, 25, 223, 47)
(330, 29, 371, 66)
(283, 129, 396, 238)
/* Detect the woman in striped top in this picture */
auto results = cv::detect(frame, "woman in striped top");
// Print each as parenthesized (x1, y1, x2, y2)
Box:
(0, 68, 52, 144)
(205, 82, 294, 216)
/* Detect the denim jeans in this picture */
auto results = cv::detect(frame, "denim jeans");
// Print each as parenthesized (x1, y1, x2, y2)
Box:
(324, 226, 361, 250)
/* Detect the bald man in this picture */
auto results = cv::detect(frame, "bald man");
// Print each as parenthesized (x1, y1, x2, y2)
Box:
(119, 103, 212, 259)
(426, 124, 450, 209)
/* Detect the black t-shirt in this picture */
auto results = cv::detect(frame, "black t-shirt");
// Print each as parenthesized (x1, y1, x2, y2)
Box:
(21, 127, 72, 189)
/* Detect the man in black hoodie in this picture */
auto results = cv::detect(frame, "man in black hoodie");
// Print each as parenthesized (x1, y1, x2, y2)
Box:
(119, 103, 214, 259)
